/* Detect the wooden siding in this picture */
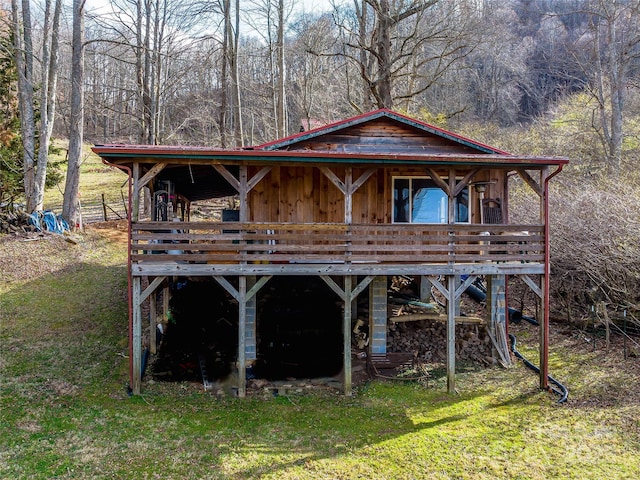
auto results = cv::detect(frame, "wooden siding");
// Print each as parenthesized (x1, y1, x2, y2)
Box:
(282, 118, 483, 155)
(248, 165, 507, 225)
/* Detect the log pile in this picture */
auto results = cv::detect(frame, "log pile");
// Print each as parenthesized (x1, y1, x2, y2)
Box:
(0, 210, 38, 234)
(387, 301, 493, 365)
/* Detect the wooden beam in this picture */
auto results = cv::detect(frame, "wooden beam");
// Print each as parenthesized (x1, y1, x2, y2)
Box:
(345, 167, 353, 224)
(133, 262, 546, 277)
(238, 276, 247, 398)
(132, 277, 142, 395)
(426, 168, 451, 195)
(455, 275, 477, 299)
(239, 166, 248, 222)
(352, 275, 375, 299)
(149, 289, 157, 355)
(430, 276, 449, 298)
(137, 163, 166, 191)
(447, 275, 456, 394)
(320, 275, 347, 302)
(344, 275, 352, 396)
(520, 274, 542, 299)
(212, 164, 241, 191)
(139, 276, 166, 304)
(352, 168, 375, 193)
(517, 169, 543, 197)
(320, 275, 374, 303)
(247, 275, 272, 301)
(320, 167, 347, 194)
(247, 166, 272, 191)
(162, 284, 170, 325)
(213, 275, 240, 302)
(454, 168, 480, 197)
(132, 163, 140, 222)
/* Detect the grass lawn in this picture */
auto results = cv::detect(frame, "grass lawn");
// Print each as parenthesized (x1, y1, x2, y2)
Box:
(1, 225, 639, 479)
(43, 140, 128, 214)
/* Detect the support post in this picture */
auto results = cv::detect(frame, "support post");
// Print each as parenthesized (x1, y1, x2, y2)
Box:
(132, 277, 142, 394)
(540, 167, 550, 390)
(238, 275, 247, 397)
(132, 163, 140, 222)
(246, 276, 257, 361)
(149, 286, 157, 354)
(344, 275, 353, 396)
(539, 274, 548, 390)
(420, 275, 432, 303)
(447, 275, 456, 393)
(369, 276, 387, 356)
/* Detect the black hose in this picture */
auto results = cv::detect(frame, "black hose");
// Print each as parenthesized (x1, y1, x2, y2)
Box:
(509, 334, 568, 403)
(465, 284, 539, 326)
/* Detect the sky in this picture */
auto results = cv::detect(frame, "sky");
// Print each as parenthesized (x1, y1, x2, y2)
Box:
(85, 0, 339, 16)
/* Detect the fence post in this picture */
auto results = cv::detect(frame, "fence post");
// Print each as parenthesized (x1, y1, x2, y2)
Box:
(102, 193, 108, 221)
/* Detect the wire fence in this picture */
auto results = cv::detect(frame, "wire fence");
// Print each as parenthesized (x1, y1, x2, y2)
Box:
(47, 194, 128, 225)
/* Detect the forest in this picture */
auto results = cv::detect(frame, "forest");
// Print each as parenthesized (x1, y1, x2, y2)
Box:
(1, 0, 640, 321)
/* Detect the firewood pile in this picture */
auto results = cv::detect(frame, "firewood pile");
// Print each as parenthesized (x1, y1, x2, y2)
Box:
(0, 210, 39, 234)
(387, 299, 493, 365)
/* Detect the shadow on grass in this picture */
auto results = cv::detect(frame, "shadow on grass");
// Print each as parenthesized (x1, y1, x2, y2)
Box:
(1, 261, 129, 398)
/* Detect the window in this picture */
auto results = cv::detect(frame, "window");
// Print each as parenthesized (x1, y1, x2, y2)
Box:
(393, 177, 469, 224)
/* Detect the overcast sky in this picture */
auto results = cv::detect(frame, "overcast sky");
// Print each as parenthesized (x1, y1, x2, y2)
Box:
(85, 0, 339, 16)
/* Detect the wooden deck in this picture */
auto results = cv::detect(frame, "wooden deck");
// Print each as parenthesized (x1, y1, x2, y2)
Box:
(130, 221, 545, 276)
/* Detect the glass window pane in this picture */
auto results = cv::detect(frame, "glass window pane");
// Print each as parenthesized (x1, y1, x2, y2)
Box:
(412, 187, 447, 223)
(455, 187, 469, 223)
(393, 178, 410, 223)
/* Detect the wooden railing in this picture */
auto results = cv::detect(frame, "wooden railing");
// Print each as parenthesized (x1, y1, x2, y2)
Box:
(131, 222, 544, 265)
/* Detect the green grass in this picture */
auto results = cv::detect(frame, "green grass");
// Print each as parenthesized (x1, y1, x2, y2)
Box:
(43, 140, 127, 209)
(1, 229, 639, 479)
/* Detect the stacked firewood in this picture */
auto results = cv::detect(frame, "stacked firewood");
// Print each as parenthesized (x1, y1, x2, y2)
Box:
(388, 320, 492, 364)
(0, 210, 38, 234)
(387, 299, 493, 365)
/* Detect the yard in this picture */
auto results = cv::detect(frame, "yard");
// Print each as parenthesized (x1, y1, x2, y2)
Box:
(1, 223, 638, 479)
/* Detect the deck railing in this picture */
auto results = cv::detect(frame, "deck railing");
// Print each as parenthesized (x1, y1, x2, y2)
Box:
(131, 222, 544, 265)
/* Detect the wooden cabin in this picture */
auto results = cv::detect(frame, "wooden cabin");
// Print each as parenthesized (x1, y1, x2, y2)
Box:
(92, 109, 568, 397)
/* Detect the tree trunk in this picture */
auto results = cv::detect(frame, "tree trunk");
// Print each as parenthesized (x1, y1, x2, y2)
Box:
(32, 0, 62, 212)
(231, 0, 243, 146)
(63, 0, 85, 228)
(276, 0, 286, 138)
(12, 0, 35, 211)
(220, 0, 230, 148)
(375, 0, 392, 109)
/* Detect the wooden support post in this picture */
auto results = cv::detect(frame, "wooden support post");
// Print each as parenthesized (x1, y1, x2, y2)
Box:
(420, 275, 432, 303)
(238, 275, 247, 398)
(149, 286, 157, 354)
(447, 274, 456, 394)
(369, 276, 387, 356)
(132, 163, 140, 222)
(540, 167, 550, 390)
(246, 276, 257, 361)
(344, 275, 353, 396)
(163, 284, 169, 325)
(239, 166, 248, 222)
(132, 277, 142, 394)
(539, 275, 548, 390)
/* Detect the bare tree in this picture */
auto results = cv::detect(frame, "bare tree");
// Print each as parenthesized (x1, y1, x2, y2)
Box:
(332, 0, 439, 110)
(244, 0, 293, 138)
(10, 0, 62, 212)
(62, 0, 85, 228)
(569, 0, 640, 175)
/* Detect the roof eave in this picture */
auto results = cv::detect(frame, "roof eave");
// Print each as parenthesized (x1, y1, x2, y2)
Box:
(92, 145, 568, 168)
